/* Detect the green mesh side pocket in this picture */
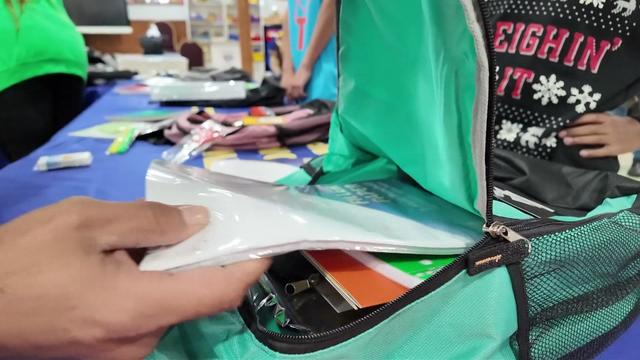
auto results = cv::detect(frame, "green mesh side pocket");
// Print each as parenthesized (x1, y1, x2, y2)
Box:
(513, 211, 640, 359)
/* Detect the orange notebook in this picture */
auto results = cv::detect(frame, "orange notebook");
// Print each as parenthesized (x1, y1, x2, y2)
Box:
(303, 250, 410, 309)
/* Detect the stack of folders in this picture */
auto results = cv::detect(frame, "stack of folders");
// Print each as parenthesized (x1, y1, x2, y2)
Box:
(303, 250, 457, 310)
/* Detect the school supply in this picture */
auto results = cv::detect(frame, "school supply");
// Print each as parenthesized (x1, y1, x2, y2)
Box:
(34, 152, 93, 171)
(163, 100, 333, 150)
(303, 250, 456, 309)
(161, 121, 241, 164)
(150, 80, 247, 103)
(155, 77, 285, 108)
(105, 109, 185, 122)
(140, 160, 484, 272)
(69, 119, 174, 140)
(106, 128, 139, 155)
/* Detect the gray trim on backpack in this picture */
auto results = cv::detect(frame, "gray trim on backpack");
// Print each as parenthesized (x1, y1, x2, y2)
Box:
(460, 0, 491, 219)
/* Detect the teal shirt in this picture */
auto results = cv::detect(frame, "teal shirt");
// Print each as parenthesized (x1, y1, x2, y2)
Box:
(0, 0, 88, 92)
(288, 0, 337, 101)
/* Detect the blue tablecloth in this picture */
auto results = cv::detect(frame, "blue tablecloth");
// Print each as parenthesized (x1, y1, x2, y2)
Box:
(0, 84, 319, 223)
(0, 84, 636, 359)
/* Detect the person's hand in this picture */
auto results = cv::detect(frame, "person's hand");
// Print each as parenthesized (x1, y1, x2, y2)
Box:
(0, 197, 271, 360)
(280, 66, 295, 93)
(286, 65, 313, 100)
(559, 113, 640, 158)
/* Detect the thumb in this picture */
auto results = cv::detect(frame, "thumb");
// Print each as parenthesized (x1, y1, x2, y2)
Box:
(92, 201, 210, 250)
(131, 259, 272, 328)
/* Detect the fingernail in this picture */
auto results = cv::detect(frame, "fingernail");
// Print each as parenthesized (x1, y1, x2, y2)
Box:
(563, 137, 572, 145)
(559, 131, 567, 138)
(179, 206, 210, 226)
(579, 150, 589, 157)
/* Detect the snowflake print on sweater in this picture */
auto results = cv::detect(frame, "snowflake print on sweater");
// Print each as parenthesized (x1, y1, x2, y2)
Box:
(541, 132, 558, 148)
(613, 0, 637, 16)
(497, 120, 523, 142)
(579, 0, 607, 9)
(488, 0, 640, 170)
(520, 126, 546, 149)
(532, 74, 567, 106)
(567, 85, 603, 113)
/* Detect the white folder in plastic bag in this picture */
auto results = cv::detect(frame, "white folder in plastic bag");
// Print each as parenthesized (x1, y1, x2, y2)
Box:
(140, 160, 484, 271)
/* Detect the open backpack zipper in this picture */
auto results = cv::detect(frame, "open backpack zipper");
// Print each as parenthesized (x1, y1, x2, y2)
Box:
(239, 0, 629, 354)
(239, 0, 508, 352)
(240, 207, 633, 353)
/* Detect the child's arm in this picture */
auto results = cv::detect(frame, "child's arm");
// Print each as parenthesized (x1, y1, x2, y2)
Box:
(289, 0, 337, 99)
(559, 113, 640, 158)
(298, 0, 336, 77)
(280, 10, 296, 94)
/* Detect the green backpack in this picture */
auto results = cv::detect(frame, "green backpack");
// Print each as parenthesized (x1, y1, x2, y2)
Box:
(149, 1, 639, 359)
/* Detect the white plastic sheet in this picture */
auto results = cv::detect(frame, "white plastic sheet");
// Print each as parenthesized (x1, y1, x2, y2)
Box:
(150, 80, 247, 102)
(140, 161, 484, 271)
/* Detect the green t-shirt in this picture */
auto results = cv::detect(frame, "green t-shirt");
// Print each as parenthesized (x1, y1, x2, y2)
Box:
(0, 0, 88, 92)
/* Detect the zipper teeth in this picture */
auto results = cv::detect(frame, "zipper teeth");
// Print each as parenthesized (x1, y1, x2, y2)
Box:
(257, 236, 491, 343)
(268, 208, 634, 344)
(261, 228, 553, 344)
(257, 212, 626, 343)
(509, 214, 609, 237)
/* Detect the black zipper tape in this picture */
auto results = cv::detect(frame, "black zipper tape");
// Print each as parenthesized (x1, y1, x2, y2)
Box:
(301, 160, 319, 178)
(507, 263, 531, 360)
(507, 210, 629, 236)
(469, 209, 635, 277)
(308, 165, 325, 185)
(467, 239, 529, 276)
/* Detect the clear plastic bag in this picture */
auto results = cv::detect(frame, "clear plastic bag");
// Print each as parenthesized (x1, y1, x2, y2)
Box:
(161, 121, 240, 164)
(140, 160, 484, 271)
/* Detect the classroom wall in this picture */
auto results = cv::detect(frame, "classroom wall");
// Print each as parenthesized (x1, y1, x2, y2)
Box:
(128, 4, 189, 21)
(83, 2, 286, 57)
(85, 21, 188, 54)
(84, 4, 189, 54)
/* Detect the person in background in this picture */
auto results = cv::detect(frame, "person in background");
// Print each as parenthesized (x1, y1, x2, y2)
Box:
(489, 0, 640, 173)
(559, 97, 640, 176)
(0, 0, 88, 161)
(0, 198, 270, 359)
(280, 0, 337, 101)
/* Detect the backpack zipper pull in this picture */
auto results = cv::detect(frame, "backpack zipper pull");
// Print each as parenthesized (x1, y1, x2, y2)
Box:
(483, 222, 531, 253)
(467, 222, 531, 276)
